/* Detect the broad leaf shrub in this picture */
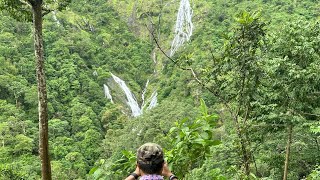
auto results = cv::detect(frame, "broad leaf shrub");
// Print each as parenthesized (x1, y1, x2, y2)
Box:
(166, 99, 222, 178)
(89, 99, 224, 179)
(89, 150, 136, 179)
(306, 165, 320, 180)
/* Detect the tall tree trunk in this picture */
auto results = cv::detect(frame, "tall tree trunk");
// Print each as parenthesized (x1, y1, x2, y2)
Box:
(283, 124, 293, 180)
(32, 1, 52, 179)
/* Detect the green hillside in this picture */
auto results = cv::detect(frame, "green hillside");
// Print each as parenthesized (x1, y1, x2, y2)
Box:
(0, 0, 319, 179)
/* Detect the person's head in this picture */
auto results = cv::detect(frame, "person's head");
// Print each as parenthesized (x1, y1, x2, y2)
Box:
(136, 143, 164, 174)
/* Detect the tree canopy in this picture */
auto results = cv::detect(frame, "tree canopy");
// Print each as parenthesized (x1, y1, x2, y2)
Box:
(0, 0, 319, 179)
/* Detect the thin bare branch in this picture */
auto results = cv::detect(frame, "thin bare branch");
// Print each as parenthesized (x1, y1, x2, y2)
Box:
(299, 112, 320, 117)
(251, 124, 288, 127)
(146, 24, 178, 64)
(147, 25, 236, 119)
(20, 0, 32, 7)
(42, 7, 53, 16)
(186, 67, 201, 84)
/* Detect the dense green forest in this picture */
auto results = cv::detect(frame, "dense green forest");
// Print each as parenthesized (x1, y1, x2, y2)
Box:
(0, 0, 319, 179)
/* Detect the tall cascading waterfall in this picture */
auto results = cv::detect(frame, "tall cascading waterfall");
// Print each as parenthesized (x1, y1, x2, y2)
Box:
(111, 73, 142, 117)
(170, 0, 193, 57)
(103, 74, 158, 117)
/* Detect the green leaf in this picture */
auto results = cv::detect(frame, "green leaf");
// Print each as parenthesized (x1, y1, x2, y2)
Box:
(169, 127, 177, 134)
(200, 99, 208, 116)
(88, 166, 98, 175)
(209, 140, 221, 146)
(193, 138, 206, 145)
(200, 132, 209, 139)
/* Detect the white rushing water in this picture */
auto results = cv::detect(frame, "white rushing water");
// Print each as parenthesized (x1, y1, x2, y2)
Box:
(141, 79, 150, 108)
(111, 73, 142, 117)
(52, 0, 61, 26)
(170, 0, 193, 57)
(147, 91, 158, 110)
(103, 84, 113, 103)
(52, 11, 61, 26)
(103, 73, 158, 117)
(93, 70, 98, 76)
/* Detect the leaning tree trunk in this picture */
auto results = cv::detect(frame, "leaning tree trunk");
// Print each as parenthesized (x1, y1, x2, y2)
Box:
(32, 1, 52, 179)
(283, 124, 293, 180)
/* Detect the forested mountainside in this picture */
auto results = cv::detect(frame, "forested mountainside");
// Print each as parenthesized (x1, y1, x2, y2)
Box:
(0, 0, 319, 179)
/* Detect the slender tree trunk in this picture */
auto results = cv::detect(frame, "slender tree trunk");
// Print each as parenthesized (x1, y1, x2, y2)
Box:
(234, 67, 251, 176)
(239, 128, 250, 176)
(252, 154, 259, 176)
(234, 116, 250, 176)
(32, 1, 52, 179)
(315, 137, 320, 162)
(283, 124, 293, 180)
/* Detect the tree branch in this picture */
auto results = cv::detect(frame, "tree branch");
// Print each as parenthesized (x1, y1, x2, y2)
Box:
(27, 0, 36, 6)
(299, 112, 320, 117)
(20, 0, 31, 5)
(146, 25, 236, 119)
(42, 7, 53, 16)
(146, 24, 178, 65)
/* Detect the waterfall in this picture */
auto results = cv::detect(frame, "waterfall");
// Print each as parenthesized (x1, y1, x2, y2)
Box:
(111, 73, 142, 117)
(170, 0, 193, 57)
(52, 11, 61, 26)
(52, 0, 61, 26)
(141, 79, 150, 108)
(103, 73, 158, 117)
(93, 70, 98, 76)
(103, 84, 113, 103)
(147, 91, 158, 110)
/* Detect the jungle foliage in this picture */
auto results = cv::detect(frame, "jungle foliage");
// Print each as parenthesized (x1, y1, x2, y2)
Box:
(0, 0, 319, 179)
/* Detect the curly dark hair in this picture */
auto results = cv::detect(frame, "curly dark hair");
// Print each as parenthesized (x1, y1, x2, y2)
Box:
(136, 143, 165, 174)
(137, 160, 164, 174)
